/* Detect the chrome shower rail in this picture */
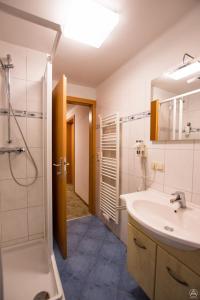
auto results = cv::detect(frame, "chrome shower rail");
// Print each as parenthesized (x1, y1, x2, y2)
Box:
(0, 147, 25, 155)
(0, 108, 43, 119)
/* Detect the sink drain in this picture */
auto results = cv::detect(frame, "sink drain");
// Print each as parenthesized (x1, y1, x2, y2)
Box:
(33, 291, 50, 300)
(164, 225, 174, 232)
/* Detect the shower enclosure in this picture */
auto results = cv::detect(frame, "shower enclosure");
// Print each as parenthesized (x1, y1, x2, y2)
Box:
(0, 54, 38, 186)
(0, 41, 64, 300)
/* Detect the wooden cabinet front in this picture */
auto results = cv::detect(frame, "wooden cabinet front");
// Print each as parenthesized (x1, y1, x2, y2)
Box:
(155, 247, 200, 300)
(127, 224, 156, 299)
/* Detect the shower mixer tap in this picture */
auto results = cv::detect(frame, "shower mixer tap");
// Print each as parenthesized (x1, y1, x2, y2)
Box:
(0, 147, 25, 155)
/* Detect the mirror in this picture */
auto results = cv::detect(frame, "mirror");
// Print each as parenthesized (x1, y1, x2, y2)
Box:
(151, 59, 200, 141)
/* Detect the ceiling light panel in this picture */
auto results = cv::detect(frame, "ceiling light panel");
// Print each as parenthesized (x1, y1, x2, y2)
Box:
(166, 61, 200, 80)
(63, 0, 119, 48)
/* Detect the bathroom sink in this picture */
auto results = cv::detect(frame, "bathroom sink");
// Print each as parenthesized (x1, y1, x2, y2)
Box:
(120, 189, 200, 250)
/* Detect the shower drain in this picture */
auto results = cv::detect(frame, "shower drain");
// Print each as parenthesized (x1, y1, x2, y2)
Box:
(164, 225, 174, 232)
(33, 291, 50, 300)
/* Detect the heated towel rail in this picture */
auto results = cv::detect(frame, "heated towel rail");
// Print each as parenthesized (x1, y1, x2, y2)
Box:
(99, 113, 120, 224)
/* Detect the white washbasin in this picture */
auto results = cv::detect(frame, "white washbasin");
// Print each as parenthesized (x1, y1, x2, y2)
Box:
(120, 189, 200, 251)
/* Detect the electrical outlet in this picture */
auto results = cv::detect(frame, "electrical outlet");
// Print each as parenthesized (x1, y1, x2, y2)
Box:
(151, 161, 164, 171)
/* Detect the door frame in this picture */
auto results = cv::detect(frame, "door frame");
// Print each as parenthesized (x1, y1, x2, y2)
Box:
(67, 96, 96, 214)
(66, 115, 75, 187)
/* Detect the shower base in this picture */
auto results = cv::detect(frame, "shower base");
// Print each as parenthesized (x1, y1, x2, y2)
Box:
(1, 240, 64, 300)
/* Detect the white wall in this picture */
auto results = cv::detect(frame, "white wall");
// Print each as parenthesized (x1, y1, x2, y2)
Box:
(67, 105, 90, 204)
(53, 80, 96, 100)
(0, 40, 47, 247)
(68, 83, 96, 100)
(96, 5, 200, 236)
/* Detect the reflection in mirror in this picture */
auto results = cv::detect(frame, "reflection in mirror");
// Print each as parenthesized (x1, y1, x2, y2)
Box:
(151, 54, 200, 141)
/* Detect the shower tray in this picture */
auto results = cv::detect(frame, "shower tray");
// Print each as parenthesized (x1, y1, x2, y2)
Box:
(1, 240, 65, 300)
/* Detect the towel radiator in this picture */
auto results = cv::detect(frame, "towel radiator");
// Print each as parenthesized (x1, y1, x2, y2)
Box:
(99, 113, 120, 224)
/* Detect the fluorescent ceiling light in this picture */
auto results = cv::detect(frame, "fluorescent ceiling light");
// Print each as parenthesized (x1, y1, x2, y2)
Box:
(166, 61, 200, 80)
(63, 0, 119, 48)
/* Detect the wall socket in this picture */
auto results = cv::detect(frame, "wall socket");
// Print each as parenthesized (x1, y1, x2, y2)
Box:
(151, 161, 164, 171)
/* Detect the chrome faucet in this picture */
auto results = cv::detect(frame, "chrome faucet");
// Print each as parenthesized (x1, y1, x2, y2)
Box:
(170, 191, 186, 209)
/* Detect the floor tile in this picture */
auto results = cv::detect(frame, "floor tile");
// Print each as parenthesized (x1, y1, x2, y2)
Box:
(118, 263, 138, 294)
(86, 225, 109, 240)
(54, 215, 150, 300)
(53, 241, 65, 272)
(77, 236, 104, 256)
(77, 215, 94, 225)
(91, 216, 105, 227)
(99, 240, 126, 264)
(105, 228, 125, 244)
(131, 287, 150, 300)
(68, 232, 83, 256)
(62, 277, 83, 300)
(68, 221, 89, 236)
(87, 258, 121, 288)
(61, 253, 96, 281)
(117, 290, 137, 300)
(82, 282, 117, 300)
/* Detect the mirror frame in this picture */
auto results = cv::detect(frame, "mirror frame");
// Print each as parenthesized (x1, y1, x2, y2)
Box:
(150, 100, 159, 141)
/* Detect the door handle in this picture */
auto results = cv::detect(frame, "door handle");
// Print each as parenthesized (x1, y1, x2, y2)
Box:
(63, 161, 70, 174)
(53, 163, 61, 167)
(53, 158, 63, 175)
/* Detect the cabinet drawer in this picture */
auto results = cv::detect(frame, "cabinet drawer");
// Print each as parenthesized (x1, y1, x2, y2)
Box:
(155, 247, 200, 300)
(127, 223, 156, 299)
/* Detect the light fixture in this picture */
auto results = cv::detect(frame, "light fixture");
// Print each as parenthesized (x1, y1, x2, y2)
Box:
(63, 0, 119, 48)
(165, 53, 200, 80)
(187, 75, 200, 84)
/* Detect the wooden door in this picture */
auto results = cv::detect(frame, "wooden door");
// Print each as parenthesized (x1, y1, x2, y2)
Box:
(52, 75, 67, 258)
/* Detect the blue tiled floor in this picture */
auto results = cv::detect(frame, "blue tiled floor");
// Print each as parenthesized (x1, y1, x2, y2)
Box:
(54, 215, 149, 300)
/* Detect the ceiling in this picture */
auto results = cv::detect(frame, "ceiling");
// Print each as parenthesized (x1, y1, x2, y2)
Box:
(0, 9, 56, 54)
(0, 0, 199, 87)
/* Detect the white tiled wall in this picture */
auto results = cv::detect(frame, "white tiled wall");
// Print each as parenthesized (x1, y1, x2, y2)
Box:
(118, 119, 199, 204)
(96, 5, 200, 235)
(0, 40, 47, 247)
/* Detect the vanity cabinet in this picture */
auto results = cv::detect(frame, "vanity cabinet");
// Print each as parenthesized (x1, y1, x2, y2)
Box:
(127, 224, 156, 299)
(155, 247, 200, 300)
(128, 216, 200, 300)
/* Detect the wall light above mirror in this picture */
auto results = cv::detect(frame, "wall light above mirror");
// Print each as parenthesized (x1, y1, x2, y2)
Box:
(150, 53, 200, 141)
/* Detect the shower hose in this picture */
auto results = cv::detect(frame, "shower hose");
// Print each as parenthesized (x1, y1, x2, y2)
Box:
(5, 69, 38, 187)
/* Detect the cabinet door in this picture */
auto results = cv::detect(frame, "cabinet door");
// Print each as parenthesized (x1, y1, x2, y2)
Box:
(155, 247, 200, 300)
(127, 224, 156, 299)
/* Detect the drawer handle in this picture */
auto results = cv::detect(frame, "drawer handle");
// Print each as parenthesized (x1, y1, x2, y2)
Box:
(166, 267, 189, 287)
(133, 238, 146, 250)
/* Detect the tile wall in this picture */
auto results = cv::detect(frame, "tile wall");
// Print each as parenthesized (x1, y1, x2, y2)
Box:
(96, 5, 200, 236)
(0, 40, 47, 247)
